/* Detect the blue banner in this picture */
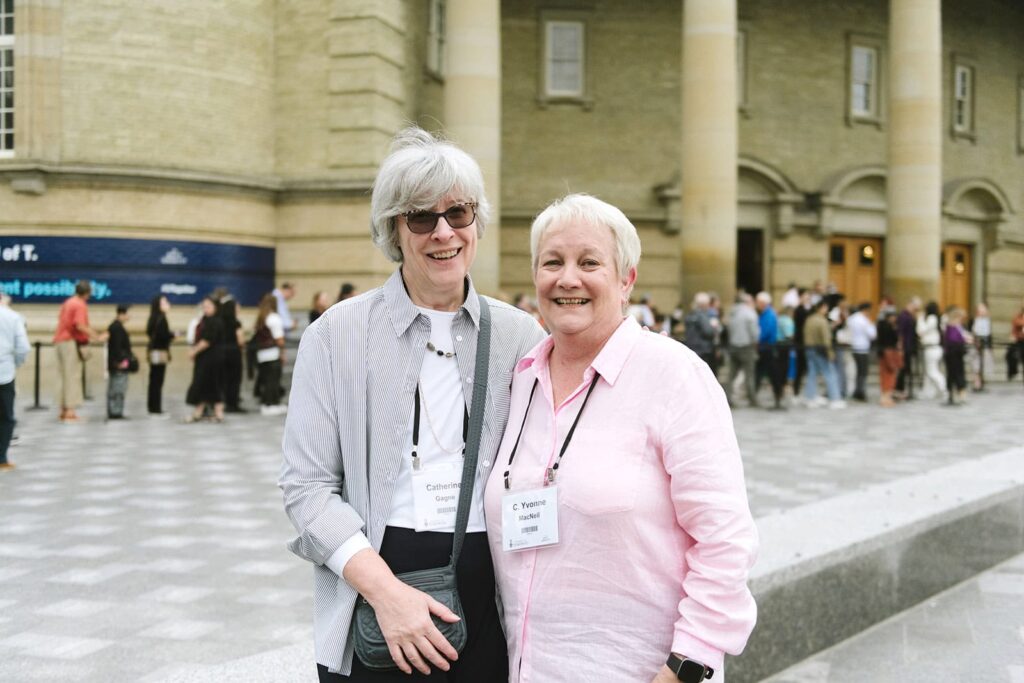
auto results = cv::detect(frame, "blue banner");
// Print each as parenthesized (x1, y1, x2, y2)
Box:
(0, 236, 276, 306)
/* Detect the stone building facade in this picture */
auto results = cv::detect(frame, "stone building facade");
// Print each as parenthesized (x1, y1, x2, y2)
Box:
(2, 0, 1022, 345)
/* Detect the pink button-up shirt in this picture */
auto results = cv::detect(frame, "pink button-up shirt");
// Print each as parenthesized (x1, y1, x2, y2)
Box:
(484, 317, 758, 682)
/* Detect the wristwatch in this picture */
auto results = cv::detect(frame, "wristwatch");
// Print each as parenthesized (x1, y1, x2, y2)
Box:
(666, 653, 714, 682)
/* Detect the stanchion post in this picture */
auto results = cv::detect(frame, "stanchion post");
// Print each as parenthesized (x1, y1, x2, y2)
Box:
(28, 341, 48, 411)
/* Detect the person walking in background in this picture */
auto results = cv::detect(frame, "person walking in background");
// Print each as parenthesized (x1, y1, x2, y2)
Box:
(184, 295, 226, 423)
(803, 300, 845, 409)
(969, 302, 993, 390)
(272, 282, 296, 333)
(828, 294, 850, 399)
(777, 304, 796, 400)
(792, 288, 812, 395)
(895, 297, 921, 399)
(683, 291, 718, 371)
(846, 302, 876, 402)
(724, 292, 760, 408)
(253, 293, 286, 416)
(0, 294, 29, 471)
(917, 301, 946, 401)
(943, 308, 971, 405)
(106, 304, 134, 420)
(146, 295, 175, 417)
(876, 306, 902, 407)
(219, 297, 246, 413)
(336, 281, 357, 304)
(52, 280, 108, 424)
(1013, 301, 1024, 388)
(755, 291, 786, 409)
(309, 291, 332, 325)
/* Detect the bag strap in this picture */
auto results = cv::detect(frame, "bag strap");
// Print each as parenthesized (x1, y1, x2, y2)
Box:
(449, 295, 491, 568)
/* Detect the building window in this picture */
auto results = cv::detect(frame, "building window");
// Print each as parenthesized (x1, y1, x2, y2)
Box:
(0, 0, 13, 158)
(850, 46, 878, 118)
(952, 64, 974, 135)
(544, 20, 584, 98)
(426, 0, 445, 78)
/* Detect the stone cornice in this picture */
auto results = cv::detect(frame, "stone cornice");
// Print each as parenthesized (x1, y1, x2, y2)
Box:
(0, 161, 374, 202)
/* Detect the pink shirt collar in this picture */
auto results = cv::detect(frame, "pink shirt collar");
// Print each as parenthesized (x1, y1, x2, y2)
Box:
(515, 316, 642, 388)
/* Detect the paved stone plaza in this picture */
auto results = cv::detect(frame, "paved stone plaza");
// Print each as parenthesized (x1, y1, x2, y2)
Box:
(0, 382, 1021, 681)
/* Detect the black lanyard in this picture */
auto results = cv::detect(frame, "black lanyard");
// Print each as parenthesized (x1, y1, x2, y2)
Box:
(502, 373, 600, 490)
(412, 384, 469, 470)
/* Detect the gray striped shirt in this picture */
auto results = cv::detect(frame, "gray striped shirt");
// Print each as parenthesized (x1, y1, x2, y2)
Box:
(279, 270, 545, 674)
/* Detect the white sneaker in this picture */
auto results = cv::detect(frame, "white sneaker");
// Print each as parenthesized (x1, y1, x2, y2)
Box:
(806, 396, 827, 408)
(828, 400, 847, 410)
(261, 405, 287, 416)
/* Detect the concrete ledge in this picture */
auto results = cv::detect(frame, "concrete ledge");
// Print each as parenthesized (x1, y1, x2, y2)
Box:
(730, 448, 1024, 683)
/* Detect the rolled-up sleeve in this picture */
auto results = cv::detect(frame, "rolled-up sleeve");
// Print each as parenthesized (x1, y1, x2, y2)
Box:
(279, 326, 366, 566)
(662, 358, 759, 670)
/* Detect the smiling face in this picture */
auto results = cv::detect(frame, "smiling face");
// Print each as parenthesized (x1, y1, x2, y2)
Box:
(397, 195, 478, 311)
(534, 219, 636, 345)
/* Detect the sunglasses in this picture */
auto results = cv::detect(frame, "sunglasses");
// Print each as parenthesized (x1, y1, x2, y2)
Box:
(402, 203, 478, 234)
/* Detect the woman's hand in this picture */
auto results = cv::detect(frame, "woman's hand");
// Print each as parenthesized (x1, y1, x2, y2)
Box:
(368, 579, 461, 674)
(651, 664, 680, 683)
(343, 549, 460, 675)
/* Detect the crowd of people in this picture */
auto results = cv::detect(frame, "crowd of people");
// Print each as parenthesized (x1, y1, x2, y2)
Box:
(667, 283, 1022, 410)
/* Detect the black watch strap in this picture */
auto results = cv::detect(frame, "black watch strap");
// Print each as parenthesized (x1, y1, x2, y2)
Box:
(666, 653, 714, 682)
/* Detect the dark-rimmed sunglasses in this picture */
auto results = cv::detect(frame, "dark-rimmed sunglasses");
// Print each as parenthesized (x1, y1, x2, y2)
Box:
(402, 203, 478, 234)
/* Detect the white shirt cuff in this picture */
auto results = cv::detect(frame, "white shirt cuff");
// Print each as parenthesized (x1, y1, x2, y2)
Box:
(325, 532, 372, 578)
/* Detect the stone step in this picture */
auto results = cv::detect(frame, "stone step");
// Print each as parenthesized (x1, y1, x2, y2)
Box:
(729, 447, 1024, 682)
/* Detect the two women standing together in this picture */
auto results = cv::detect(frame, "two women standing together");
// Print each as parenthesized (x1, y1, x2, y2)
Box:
(279, 128, 758, 683)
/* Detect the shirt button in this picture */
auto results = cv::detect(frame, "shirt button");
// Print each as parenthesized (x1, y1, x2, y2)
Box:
(482, 460, 491, 468)
(465, 377, 473, 383)
(456, 335, 463, 342)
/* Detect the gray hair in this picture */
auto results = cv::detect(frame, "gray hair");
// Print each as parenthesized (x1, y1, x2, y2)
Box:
(756, 291, 772, 305)
(529, 194, 642, 277)
(693, 291, 710, 308)
(369, 127, 490, 262)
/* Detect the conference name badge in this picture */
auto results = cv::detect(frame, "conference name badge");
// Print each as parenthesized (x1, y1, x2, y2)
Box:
(501, 486, 559, 552)
(411, 463, 462, 532)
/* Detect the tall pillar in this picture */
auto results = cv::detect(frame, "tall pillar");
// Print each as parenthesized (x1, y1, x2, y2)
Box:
(444, 0, 501, 295)
(886, 0, 942, 305)
(680, 0, 738, 303)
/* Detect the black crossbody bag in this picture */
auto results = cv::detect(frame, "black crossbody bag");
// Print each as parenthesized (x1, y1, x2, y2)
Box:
(353, 297, 491, 671)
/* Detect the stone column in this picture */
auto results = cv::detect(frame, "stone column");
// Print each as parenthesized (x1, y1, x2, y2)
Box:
(680, 0, 738, 303)
(444, 0, 501, 295)
(16, 0, 63, 163)
(886, 0, 942, 305)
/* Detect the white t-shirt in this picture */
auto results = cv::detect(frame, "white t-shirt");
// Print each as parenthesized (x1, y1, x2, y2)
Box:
(257, 312, 285, 363)
(325, 307, 486, 578)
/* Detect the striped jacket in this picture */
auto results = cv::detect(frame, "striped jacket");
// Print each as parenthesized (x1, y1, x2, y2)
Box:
(279, 270, 545, 674)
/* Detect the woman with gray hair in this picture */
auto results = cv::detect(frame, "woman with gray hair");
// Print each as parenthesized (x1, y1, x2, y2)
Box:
(484, 194, 758, 682)
(279, 127, 543, 681)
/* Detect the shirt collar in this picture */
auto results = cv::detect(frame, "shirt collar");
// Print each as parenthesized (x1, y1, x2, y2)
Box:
(515, 316, 642, 387)
(383, 269, 481, 337)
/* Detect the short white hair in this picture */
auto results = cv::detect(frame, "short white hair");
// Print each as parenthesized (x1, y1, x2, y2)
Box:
(369, 127, 490, 263)
(529, 194, 641, 277)
(693, 292, 710, 308)
(756, 291, 772, 305)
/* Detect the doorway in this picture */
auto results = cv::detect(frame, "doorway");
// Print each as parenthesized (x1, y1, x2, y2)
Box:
(940, 243, 972, 312)
(827, 236, 882, 311)
(736, 229, 764, 294)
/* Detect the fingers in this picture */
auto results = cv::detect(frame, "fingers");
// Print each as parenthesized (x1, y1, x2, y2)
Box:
(415, 634, 452, 672)
(400, 641, 433, 676)
(388, 642, 412, 675)
(426, 595, 460, 624)
(424, 624, 459, 662)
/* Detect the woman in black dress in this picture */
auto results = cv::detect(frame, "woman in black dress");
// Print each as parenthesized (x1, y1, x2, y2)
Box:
(146, 295, 175, 416)
(185, 295, 226, 423)
(219, 297, 246, 413)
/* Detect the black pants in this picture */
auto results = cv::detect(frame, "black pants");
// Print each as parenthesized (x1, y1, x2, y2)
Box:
(0, 381, 15, 464)
(258, 360, 282, 406)
(223, 347, 243, 409)
(768, 344, 789, 405)
(852, 352, 869, 400)
(147, 363, 166, 414)
(946, 350, 966, 393)
(318, 527, 508, 682)
(793, 347, 807, 394)
(896, 348, 915, 394)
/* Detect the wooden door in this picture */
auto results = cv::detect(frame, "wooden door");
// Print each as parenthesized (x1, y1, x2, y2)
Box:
(827, 236, 882, 311)
(940, 243, 972, 312)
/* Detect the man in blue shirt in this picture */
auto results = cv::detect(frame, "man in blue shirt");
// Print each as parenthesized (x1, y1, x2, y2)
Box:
(0, 294, 30, 471)
(755, 291, 786, 410)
